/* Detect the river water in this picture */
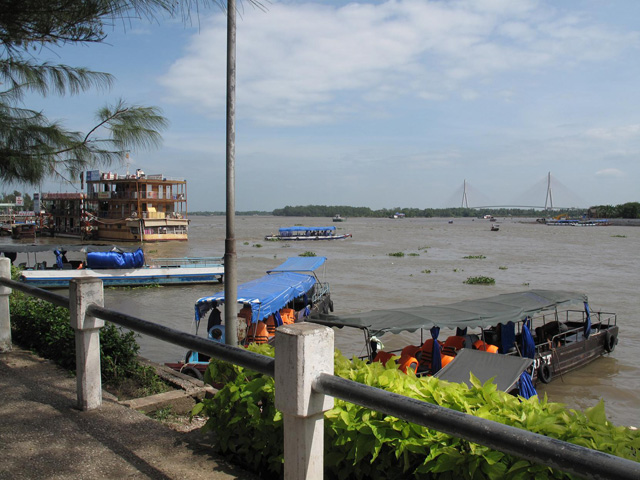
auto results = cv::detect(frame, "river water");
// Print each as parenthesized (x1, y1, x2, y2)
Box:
(7, 215, 640, 426)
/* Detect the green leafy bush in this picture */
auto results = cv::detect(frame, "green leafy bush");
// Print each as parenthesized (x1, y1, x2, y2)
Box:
(9, 290, 167, 396)
(194, 346, 639, 479)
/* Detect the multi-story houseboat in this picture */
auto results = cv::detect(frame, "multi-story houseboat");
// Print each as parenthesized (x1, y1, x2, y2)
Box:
(84, 169, 189, 242)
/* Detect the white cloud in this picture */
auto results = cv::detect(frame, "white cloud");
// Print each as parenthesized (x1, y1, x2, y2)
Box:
(586, 125, 640, 140)
(595, 168, 624, 177)
(159, 0, 638, 126)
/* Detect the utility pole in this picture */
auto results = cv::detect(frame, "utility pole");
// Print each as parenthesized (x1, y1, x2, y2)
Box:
(224, 0, 238, 346)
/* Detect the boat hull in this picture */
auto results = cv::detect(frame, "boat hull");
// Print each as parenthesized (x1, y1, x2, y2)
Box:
(20, 266, 223, 288)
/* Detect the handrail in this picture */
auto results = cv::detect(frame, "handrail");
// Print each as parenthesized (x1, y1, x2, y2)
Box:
(0, 273, 638, 480)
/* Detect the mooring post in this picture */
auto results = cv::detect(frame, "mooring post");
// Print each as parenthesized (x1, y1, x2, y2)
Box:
(69, 278, 104, 410)
(0, 258, 11, 352)
(275, 323, 334, 480)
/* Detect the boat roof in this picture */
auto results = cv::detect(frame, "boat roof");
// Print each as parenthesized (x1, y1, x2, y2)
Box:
(310, 290, 587, 336)
(279, 226, 336, 232)
(433, 349, 532, 392)
(194, 257, 326, 326)
(267, 256, 326, 273)
(0, 244, 133, 254)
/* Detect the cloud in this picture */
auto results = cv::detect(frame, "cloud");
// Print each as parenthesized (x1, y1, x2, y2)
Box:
(595, 168, 624, 177)
(159, 0, 638, 126)
(586, 124, 640, 140)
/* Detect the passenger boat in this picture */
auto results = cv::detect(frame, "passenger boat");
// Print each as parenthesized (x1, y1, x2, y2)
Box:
(265, 226, 352, 241)
(310, 290, 618, 397)
(332, 214, 346, 222)
(165, 257, 333, 379)
(1, 244, 223, 288)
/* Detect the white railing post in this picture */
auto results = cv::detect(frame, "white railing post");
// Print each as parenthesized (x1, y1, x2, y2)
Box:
(69, 278, 104, 410)
(275, 323, 334, 480)
(0, 258, 11, 352)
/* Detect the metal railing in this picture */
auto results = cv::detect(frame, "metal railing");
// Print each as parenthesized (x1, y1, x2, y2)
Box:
(0, 260, 638, 480)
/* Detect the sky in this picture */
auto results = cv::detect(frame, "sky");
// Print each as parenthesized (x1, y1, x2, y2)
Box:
(19, 0, 640, 211)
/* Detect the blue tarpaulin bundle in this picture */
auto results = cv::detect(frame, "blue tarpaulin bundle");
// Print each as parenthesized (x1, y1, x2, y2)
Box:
(86, 248, 145, 269)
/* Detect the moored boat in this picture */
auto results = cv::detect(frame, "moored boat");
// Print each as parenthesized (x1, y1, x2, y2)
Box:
(332, 214, 346, 222)
(265, 226, 352, 241)
(166, 257, 333, 378)
(2, 244, 223, 288)
(310, 290, 618, 396)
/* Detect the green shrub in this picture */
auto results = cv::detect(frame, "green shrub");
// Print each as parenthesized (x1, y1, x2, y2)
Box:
(194, 346, 639, 479)
(9, 291, 166, 396)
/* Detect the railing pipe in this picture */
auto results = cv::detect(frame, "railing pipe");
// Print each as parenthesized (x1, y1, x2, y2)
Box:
(0, 277, 69, 308)
(313, 373, 640, 480)
(86, 304, 274, 377)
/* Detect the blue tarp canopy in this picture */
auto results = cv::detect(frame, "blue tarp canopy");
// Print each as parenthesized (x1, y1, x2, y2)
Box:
(267, 256, 326, 273)
(279, 226, 335, 233)
(194, 270, 317, 327)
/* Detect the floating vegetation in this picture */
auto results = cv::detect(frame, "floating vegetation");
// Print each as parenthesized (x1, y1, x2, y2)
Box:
(418, 245, 431, 251)
(463, 255, 486, 260)
(408, 253, 419, 257)
(422, 269, 432, 274)
(243, 241, 250, 245)
(499, 266, 508, 270)
(388, 252, 405, 257)
(611, 235, 627, 238)
(253, 244, 262, 248)
(522, 282, 530, 286)
(300, 251, 317, 257)
(464, 276, 495, 285)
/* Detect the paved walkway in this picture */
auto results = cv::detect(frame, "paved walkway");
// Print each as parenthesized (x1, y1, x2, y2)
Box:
(0, 347, 258, 480)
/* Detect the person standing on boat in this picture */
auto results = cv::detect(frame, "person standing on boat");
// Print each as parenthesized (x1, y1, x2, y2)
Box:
(207, 307, 222, 332)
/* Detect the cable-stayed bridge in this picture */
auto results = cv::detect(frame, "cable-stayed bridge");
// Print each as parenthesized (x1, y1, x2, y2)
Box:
(453, 173, 587, 210)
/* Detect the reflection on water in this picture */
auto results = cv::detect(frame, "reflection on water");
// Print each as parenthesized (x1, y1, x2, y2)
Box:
(6, 215, 639, 427)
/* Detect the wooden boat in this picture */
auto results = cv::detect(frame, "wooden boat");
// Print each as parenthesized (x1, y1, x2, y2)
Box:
(166, 257, 333, 379)
(265, 226, 352, 241)
(491, 224, 500, 231)
(2, 244, 223, 288)
(332, 214, 346, 222)
(310, 290, 618, 396)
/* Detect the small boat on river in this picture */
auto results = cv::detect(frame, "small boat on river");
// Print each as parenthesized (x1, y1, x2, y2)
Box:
(310, 290, 618, 397)
(166, 257, 333, 379)
(332, 214, 346, 222)
(265, 226, 352, 241)
(491, 224, 500, 231)
(1, 244, 223, 288)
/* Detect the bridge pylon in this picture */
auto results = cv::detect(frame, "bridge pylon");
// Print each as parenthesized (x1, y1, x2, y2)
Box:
(461, 179, 469, 208)
(544, 172, 553, 210)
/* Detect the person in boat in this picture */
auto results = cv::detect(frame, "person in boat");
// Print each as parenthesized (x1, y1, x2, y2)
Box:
(210, 327, 223, 343)
(207, 307, 222, 332)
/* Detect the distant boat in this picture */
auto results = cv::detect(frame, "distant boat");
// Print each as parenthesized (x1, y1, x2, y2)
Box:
(265, 226, 352, 241)
(390, 212, 405, 219)
(491, 224, 500, 231)
(448, 220, 454, 224)
(332, 214, 346, 222)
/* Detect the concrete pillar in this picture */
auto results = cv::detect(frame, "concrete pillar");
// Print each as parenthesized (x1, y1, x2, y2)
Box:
(69, 278, 104, 410)
(0, 258, 11, 352)
(275, 323, 334, 480)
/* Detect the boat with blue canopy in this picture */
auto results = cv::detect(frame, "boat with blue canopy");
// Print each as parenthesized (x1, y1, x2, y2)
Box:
(310, 290, 618, 397)
(166, 257, 333, 379)
(265, 226, 352, 241)
(1, 244, 223, 287)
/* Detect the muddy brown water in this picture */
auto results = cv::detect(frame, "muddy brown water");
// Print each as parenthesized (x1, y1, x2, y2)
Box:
(7, 215, 639, 427)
